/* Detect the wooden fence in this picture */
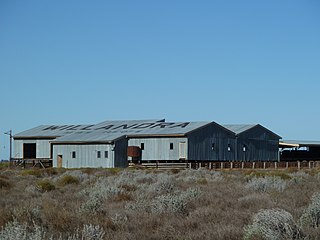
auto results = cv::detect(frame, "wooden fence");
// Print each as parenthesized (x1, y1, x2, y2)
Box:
(129, 160, 320, 170)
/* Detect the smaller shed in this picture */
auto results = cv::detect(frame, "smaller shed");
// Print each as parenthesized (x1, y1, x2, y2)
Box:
(50, 120, 165, 168)
(223, 124, 281, 161)
(280, 140, 320, 161)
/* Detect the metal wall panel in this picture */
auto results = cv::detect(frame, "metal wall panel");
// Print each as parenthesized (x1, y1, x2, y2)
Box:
(187, 123, 236, 161)
(236, 138, 279, 161)
(13, 139, 51, 159)
(235, 125, 280, 161)
(52, 144, 115, 168)
(128, 137, 188, 161)
(13, 140, 23, 158)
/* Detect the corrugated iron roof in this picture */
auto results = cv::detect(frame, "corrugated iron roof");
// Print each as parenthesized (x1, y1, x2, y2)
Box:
(14, 119, 164, 139)
(52, 121, 213, 143)
(223, 124, 281, 139)
(223, 124, 257, 135)
(13, 125, 94, 138)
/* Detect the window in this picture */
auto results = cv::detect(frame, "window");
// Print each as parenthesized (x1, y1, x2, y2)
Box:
(105, 151, 108, 158)
(141, 143, 144, 150)
(97, 151, 101, 158)
(243, 145, 247, 152)
(72, 151, 76, 158)
(227, 144, 231, 152)
(212, 143, 215, 151)
(170, 143, 174, 150)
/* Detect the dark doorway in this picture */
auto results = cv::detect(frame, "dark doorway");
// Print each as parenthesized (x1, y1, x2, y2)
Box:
(23, 143, 36, 159)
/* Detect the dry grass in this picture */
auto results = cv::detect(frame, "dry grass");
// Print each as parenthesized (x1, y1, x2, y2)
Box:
(0, 167, 320, 239)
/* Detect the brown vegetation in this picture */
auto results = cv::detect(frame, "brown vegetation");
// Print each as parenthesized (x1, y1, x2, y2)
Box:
(0, 167, 320, 239)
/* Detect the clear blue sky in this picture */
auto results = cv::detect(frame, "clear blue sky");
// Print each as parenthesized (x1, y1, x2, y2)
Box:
(1, 0, 320, 160)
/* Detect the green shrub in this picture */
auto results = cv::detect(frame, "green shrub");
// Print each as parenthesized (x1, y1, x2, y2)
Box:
(0, 178, 12, 189)
(41, 168, 59, 176)
(108, 168, 122, 175)
(58, 175, 79, 187)
(36, 179, 55, 192)
(245, 171, 292, 180)
(196, 178, 208, 185)
(0, 162, 9, 170)
(21, 169, 42, 178)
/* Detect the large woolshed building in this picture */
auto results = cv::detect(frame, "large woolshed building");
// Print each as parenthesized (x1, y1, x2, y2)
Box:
(223, 124, 281, 161)
(13, 119, 281, 168)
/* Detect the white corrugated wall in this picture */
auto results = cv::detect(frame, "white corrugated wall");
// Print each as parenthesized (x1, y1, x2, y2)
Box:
(52, 144, 115, 168)
(128, 137, 188, 160)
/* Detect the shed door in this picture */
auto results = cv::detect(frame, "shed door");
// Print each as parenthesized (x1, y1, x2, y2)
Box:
(57, 155, 63, 168)
(179, 142, 187, 160)
(23, 143, 36, 159)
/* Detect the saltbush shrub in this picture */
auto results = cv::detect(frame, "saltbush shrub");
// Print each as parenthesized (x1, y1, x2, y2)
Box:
(299, 192, 320, 228)
(36, 179, 55, 192)
(0, 219, 45, 240)
(246, 176, 287, 192)
(244, 208, 303, 240)
(0, 178, 12, 189)
(68, 224, 105, 240)
(21, 169, 42, 178)
(57, 175, 79, 187)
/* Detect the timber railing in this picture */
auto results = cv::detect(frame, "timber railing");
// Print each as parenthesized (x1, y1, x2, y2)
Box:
(129, 160, 320, 170)
(10, 158, 53, 168)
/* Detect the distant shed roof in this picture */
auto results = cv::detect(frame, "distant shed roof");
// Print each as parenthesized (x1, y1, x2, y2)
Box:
(280, 140, 320, 148)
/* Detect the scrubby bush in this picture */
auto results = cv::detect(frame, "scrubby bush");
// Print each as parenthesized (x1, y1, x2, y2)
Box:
(151, 194, 187, 215)
(0, 162, 9, 170)
(177, 168, 223, 183)
(21, 169, 42, 178)
(246, 176, 287, 192)
(149, 173, 175, 193)
(151, 187, 201, 215)
(299, 192, 320, 228)
(68, 224, 105, 240)
(244, 208, 303, 240)
(79, 194, 103, 214)
(0, 178, 12, 189)
(0, 219, 46, 240)
(36, 179, 55, 192)
(57, 175, 79, 187)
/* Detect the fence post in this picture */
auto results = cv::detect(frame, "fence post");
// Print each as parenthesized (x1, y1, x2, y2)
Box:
(263, 162, 266, 169)
(274, 162, 277, 169)
(286, 162, 288, 169)
(297, 161, 300, 170)
(252, 162, 255, 169)
(230, 162, 233, 169)
(220, 162, 224, 169)
(241, 162, 244, 169)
